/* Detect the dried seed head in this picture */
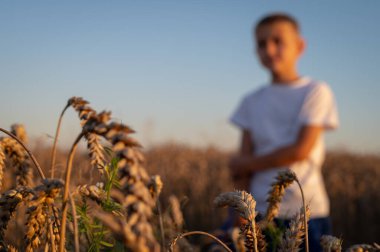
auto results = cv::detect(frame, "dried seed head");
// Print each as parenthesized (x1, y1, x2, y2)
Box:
(85, 133, 106, 172)
(10, 124, 28, 144)
(25, 179, 63, 251)
(278, 205, 311, 252)
(320, 235, 342, 252)
(265, 169, 297, 223)
(148, 175, 163, 201)
(215, 190, 258, 251)
(94, 211, 159, 252)
(0, 137, 33, 187)
(77, 184, 106, 204)
(67, 97, 110, 172)
(168, 195, 183, 230)
(67, 96, 95, 125)
(0, 187, 33, 243)
(215, 191, 256, 222)
(346, 243, 380, 252)
(81, 113, 160, 250)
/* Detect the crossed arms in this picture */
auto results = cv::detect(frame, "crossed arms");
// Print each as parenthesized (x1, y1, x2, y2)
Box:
(229, 125, 323, 179)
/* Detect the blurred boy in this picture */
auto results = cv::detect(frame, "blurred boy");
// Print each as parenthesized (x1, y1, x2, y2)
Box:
(229, 13, 339, 251)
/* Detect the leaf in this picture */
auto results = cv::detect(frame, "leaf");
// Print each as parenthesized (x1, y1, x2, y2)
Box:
(99, 240, 114, 248)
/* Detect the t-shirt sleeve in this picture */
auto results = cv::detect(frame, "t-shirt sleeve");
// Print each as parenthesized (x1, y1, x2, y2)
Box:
(230, 95, 251, 130)
(299, 83, 339, 130)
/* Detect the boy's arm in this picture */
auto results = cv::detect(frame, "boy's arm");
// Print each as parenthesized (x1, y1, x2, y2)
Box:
(240, 129, 254, 155)
(230, 129, 254, 190)
(230, 125, 322, 177)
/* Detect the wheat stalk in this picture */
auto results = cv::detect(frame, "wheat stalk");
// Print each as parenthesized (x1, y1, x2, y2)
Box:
(68, 193, 79, 252)
(169, 231, 232, 252)
(320, 235, 342, 252)
(214, 190, 258, 252)
(50, 99, 71, 178)
(59, 131, 84, 252)
(278, 205, 310, 252)
(255, 225, 267, 252)
(231, 227, 246, 252)
(0, 143, 5, 190)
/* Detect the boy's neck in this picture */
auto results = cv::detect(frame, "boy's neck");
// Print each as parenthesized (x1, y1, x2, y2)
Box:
(270, 70, 300, 84)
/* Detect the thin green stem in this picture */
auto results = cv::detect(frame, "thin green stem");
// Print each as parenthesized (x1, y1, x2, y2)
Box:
(170, 231, 232, 252)
(0, 127, 45, 179)
(50, 105, 69, 178)
(59, 132, 84, 252)
(295, 178, 309, 252)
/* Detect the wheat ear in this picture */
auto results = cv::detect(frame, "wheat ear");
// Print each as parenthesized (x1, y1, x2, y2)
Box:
(11, 124, 33, 186)
(85, 112, 161, 251)
(346, 243, 380, 252)
(60, 111, 160, 251)
(278, 205, 310, 252)
(0, 187, 33, 247)
(76, 184, 107, 204)
(25, 179, 63, 252)
(69, 97, 107, 172)
(0, 128, 45, 180)
(320, 235, 342, 252)
(215, 190, 258, 252)
(265, 170, 297, 223)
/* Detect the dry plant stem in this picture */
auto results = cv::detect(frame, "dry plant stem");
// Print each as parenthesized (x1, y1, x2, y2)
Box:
(170, 231, 232, 252)
(69, 193, 79, 252)
(156, 200, 166, 250)
(50, 105, 69, 178)
(59, 132, 84, 252)
(0, 127, 45, 179)
(48, 212, 56, 252)
(295, 178, 309, 252)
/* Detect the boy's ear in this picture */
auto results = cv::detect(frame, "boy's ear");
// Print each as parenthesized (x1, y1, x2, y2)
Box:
(298, 37, 306, 55)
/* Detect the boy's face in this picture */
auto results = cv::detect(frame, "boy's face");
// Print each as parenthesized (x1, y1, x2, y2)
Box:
(255, 21, 305, 75)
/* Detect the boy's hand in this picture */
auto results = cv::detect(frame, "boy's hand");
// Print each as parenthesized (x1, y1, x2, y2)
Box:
(229, 155, 254, 179)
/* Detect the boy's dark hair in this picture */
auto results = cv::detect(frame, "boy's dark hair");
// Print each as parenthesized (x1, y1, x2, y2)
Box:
(255, 13, 300, 33)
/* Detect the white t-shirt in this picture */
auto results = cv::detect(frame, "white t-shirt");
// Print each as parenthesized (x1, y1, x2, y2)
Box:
(230, 77, 339, 218)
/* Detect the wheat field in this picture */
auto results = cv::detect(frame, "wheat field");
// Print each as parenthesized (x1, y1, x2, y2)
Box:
(0, 97, 379, 252)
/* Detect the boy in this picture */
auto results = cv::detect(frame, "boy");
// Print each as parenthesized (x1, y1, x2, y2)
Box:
(229, 13, 339, 251)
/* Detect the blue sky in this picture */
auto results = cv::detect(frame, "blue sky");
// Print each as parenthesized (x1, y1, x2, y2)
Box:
(0, 1, 379, 153)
